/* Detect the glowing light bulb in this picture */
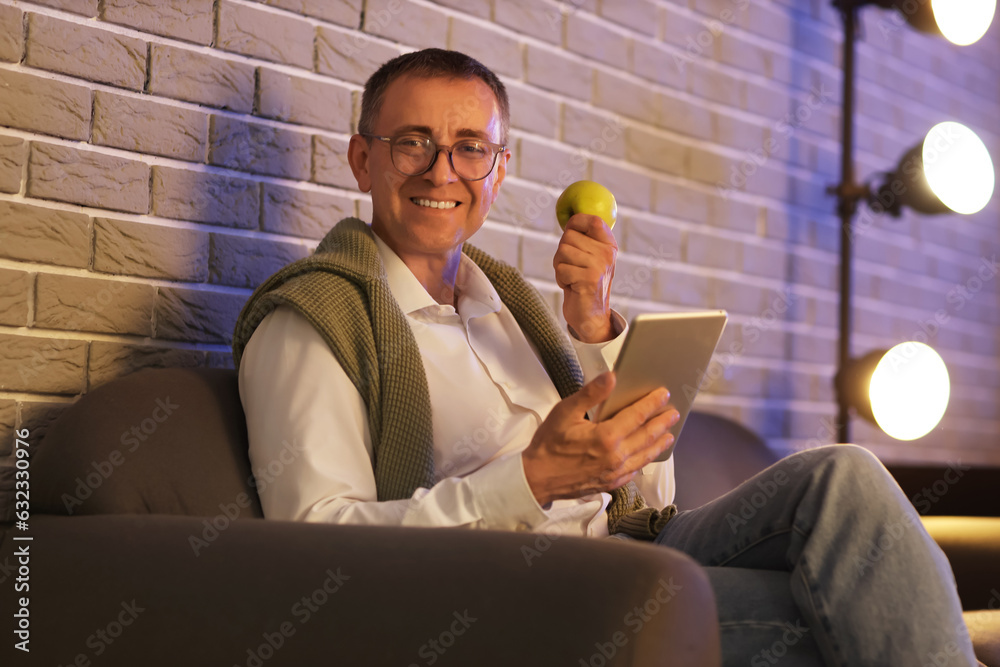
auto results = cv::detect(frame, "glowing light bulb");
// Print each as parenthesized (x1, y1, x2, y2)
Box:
(931, 0, 996, 45)
(921, 121, 995, 215)
(869, 342, 950, 441)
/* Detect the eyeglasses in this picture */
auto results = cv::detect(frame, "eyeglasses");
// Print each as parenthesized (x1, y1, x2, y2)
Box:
(361, 133, 506, 181)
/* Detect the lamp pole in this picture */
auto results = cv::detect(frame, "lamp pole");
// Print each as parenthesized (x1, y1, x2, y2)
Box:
(831, 1, 869, 444)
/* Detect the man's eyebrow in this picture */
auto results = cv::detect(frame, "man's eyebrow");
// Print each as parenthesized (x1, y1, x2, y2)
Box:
(392, 125, 495, 142)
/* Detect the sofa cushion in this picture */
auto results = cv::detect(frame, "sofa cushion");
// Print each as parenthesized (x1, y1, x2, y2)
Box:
(32, 367, 263, 518)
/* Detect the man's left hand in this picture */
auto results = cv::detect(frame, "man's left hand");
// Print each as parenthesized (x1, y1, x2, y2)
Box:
(553, 214, 617, 343)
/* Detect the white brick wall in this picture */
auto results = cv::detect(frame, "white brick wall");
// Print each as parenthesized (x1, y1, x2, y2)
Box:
(0, 0, 998, 471)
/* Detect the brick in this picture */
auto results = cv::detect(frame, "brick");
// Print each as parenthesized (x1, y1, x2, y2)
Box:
(0, 135, 25, 194)
(154, 287, 247, 344)
(149, 44, 255, 113)
(713, 111, 766, 154)
(28, 143, 150, 215)
(0, 401, 14, 457)
(262, 183, 354, 239)
(35, 274, 154, 336)
(428, 0, 490, 19)
(687, 230, 741, 271)
(0, 69, 91, 141)
(688, 146, 730, 186)
(94, 218, 209, 281)
(0, 334, 87, 394)
(742, 243, 788, 281)
(590, 160, 651, 211)
(0, 201, 91, 268)
(88, 341, 205, 389)
(152, 166, 260, 229)
(620, 216, 681, 260)
(651, 178, 710, 224)
(258, 68, 352, 132)
(364, 0, 448, 50)
(218, 1, 314, 68)
(18, 401, 73, 447)
(599, 0, 656, 36)
(208, 116, 311, 180)
(632, 39, 687, 91)
(687, 60, 744, 108)
(0, 268, 31, 327)
(625, 127, 688, 177)
(489, 179, 552, 232)
(561, 106, 626, 160)
(713, 279, 767, 315)
(507, 83, 559, 138)
(517, 136, 587, 188)
(263, 0, 362, 26)
(567, 13, 629, 70)
(209, 233, 310, 288)
(93, 91, 208, 163)
(30, 0, 99, 16)
(0, 4, 23, 63)
(312, 136, 355, 189)
(26, 14, 146, 90)
(519, 234, 559, 282)
(660, 89, 712, 140)
(448, 16, 522, 79)
(594, 70, 660, 125)
(496, 0, 561, 45)
(102, 0, 214, 45)
(316, 25, 402, 87)
(610, 255, 656, 300)
(467, 224, 518, 268)
(654, 268, 711, 308)
(526, 45, 592, 101)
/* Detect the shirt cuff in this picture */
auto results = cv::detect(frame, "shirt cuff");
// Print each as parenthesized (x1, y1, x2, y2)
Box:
(570, 310, 628, 384)
(466, 451, 550, 532)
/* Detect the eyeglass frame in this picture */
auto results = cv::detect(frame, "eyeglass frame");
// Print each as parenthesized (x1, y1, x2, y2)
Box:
(359, 133, 507, 182)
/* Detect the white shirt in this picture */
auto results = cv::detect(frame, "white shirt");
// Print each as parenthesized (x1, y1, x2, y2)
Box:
(238, 230, 674, 537)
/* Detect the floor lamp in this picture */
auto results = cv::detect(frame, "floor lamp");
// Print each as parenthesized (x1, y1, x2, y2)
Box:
(829, 0, 996, 444)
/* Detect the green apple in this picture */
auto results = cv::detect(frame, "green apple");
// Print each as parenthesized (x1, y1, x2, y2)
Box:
(555, 180, 618, 230)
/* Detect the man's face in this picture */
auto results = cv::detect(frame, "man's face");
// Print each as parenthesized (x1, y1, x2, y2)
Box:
(348, 74, 509, 260)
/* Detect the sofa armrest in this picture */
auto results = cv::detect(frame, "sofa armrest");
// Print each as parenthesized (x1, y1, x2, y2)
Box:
(0, 515, 719, 666)
(922, 516, 1000, 611)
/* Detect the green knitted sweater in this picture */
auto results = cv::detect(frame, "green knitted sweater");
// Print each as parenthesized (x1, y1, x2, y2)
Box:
(232, 217, 675, 539)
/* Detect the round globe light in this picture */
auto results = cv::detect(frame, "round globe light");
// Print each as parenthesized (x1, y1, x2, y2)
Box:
(921, 121, 995, 215)
(869, 342, 950, 441)
(931, 0, 996, 45)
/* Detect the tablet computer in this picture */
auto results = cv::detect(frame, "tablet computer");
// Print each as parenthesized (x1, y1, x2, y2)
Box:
(595, 310, 728, 462)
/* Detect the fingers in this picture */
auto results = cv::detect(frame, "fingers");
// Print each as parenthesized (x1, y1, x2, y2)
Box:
(550, 371, 617, 422)
(563, 213, 616, 246)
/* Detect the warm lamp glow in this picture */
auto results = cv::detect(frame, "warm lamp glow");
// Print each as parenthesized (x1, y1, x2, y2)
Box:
(869, 342, 950, 440)
(922, 121, 995, 214)
(931, 0, 996, 45)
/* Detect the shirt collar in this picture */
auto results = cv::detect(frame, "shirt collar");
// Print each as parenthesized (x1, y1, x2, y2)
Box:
(371, 228, 502, 320)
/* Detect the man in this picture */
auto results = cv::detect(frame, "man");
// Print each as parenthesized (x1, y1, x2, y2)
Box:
(233, 49, 976, 665)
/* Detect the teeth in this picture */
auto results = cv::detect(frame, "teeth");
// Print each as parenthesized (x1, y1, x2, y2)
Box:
(412, 198, 458, 209)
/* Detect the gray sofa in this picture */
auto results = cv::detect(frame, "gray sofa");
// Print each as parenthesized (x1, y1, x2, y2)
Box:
(2, 366, 997, 665)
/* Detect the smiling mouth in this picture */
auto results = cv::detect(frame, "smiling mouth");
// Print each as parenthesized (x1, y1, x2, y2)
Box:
(411, 197, 460, 210)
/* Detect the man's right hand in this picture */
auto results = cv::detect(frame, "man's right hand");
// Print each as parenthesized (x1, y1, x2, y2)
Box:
(521, 372, 679, 507)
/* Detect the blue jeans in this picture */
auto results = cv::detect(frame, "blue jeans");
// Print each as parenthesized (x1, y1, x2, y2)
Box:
(654, 444, 977, 667)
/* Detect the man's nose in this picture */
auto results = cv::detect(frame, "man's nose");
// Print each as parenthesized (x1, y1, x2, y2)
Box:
(424, 147, 460, 185)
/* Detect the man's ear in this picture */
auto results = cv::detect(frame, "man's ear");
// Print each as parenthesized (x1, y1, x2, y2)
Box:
(489, 148, 511, 203)
(347, 134, 372, 193)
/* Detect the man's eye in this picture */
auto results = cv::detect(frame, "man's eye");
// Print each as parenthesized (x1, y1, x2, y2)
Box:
(396, 137, 428, 148)
(457, 142, 488, 157)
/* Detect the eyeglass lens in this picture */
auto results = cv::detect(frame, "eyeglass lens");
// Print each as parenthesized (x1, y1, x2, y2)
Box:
(392, 137, 496, 180)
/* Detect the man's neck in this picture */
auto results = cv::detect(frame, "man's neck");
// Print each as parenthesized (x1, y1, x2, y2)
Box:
(371, 228, 462, 307)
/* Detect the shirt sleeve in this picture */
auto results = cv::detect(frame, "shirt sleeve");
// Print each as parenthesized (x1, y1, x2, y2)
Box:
(567, 309, 675, 509)
(238, 305, 551, 531)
